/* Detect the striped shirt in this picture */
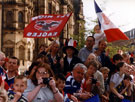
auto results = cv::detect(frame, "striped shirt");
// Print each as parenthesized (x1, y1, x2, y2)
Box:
(64, 75, 81, 94)
(8, 90, 28, 102)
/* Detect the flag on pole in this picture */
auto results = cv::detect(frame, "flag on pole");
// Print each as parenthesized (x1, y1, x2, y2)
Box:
(94, 0, 129, 42)
(24, 13, 72, 38)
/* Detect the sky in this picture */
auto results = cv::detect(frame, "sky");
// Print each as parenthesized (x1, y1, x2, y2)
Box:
(82, 0, 135, 33)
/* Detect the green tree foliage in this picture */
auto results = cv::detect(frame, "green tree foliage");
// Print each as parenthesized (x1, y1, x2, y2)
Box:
(73, 20, 86, 50)
(107, 42, 134, 58)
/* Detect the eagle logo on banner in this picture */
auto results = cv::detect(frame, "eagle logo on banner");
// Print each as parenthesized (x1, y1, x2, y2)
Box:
(24, 13, 72, 38)
(34, 20, 62, 31)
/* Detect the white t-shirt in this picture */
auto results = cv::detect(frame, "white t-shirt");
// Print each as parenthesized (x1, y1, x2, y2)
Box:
(24, 79, 55, 102)
(110, 72, 125, 88)
(67, 57, 72, 65)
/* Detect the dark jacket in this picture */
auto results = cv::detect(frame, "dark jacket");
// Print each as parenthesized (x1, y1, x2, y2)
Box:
(63, 56, 82, 75)
(99, 52, 113, 69)
(47, 54, 62, 75)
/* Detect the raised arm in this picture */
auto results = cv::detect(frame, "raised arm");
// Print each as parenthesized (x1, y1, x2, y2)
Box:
(27, 85, 42, 102)
(49, 79, 63, 102)
(110, 82, 124, 99)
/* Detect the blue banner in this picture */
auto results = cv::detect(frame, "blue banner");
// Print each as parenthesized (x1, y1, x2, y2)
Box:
(122, 99, 131, 102)
(83, 95, 100, 102)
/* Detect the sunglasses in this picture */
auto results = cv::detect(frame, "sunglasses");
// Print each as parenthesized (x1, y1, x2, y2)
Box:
(37, 71, 48, 75)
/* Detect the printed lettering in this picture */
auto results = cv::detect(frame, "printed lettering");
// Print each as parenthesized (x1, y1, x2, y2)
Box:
(42, 32, 47, 37)
(32, 32, 37, 37)
(27, 32, 32, 36)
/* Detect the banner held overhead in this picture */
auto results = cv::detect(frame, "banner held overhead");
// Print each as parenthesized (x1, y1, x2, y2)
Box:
(24, 13, 72, 38)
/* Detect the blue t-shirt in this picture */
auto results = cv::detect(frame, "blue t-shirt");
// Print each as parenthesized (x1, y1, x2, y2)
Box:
(5, 74, 15, 88)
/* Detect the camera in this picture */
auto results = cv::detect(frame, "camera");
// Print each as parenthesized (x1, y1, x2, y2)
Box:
(92, 78, 97, 84)
(43, 78, 51, 84)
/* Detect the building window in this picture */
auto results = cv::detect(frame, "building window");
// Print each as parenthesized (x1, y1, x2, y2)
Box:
(6, 11, 13, 28)
(18, 11, 24, 29)
(48, 3, 52, 14)
(27, 13, 30, 23)
(5, 48, 13, 57)
(18, 11, 23, 23)
(52, 6, 56, 14)
(19, 45, 25, 60)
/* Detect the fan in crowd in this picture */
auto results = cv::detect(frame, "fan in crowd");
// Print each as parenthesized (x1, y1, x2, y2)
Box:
(23, 62, 63, 102)
(0, 35, 135, 102)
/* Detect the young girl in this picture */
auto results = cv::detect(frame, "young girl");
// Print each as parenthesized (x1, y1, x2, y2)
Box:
(100, 67, 110, 102)
(109, 61, 128, 102)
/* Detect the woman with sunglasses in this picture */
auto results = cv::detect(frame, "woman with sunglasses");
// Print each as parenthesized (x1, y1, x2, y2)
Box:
(24, 62, 63, 102)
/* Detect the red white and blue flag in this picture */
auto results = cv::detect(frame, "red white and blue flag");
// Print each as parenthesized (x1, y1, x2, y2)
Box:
(94, 0, 129, 42)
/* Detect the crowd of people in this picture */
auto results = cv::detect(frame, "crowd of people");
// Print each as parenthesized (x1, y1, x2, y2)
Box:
(0, 25, 135, 102)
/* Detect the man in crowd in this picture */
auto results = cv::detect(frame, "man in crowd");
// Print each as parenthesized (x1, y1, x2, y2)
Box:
(78, 36, 95, 63)
(94, 40, 112, 69)
(5, 56, 20, 88)
(64, 63, 91, 101)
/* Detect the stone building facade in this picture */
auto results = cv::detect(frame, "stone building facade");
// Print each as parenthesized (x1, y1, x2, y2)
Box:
(0, 0, 84, 73)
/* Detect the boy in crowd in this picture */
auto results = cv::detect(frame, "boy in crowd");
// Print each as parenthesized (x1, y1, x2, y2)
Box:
(8, 75, 28, 102)
(56, 73, 72, 102)
(100, 67, 110, 102)
(56, 73, 66, 94)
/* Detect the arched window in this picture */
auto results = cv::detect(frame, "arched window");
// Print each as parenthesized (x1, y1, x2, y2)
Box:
(19, 45, 25, 60)
(48, 3, 52, 14)
(5, 48, 13, 57)
(6, 11, 13, 28)
(18, 11, 23, 23)
(18, 11, 24, 29)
